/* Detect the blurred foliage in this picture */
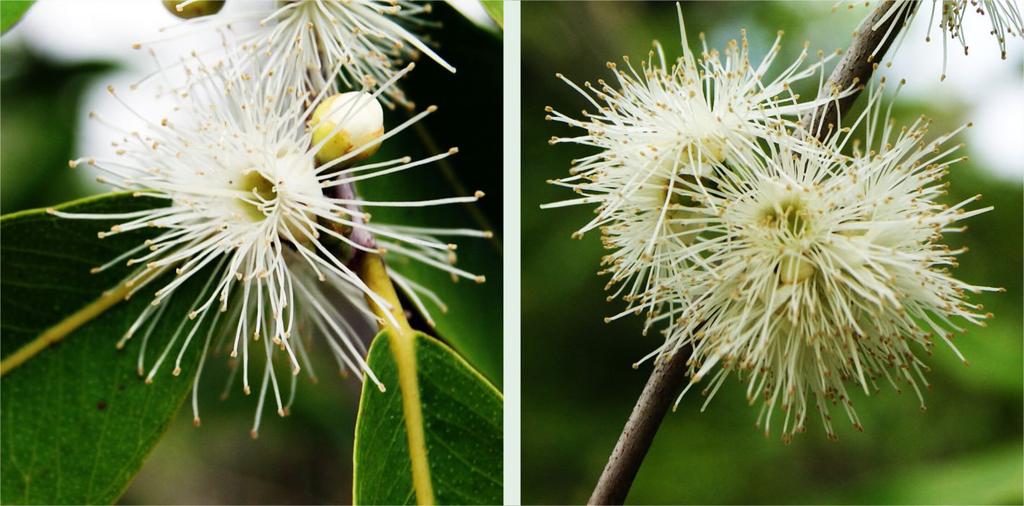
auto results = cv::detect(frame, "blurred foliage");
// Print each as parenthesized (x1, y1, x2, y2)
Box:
(522, 2, 1022, 504)
(0, 2, 500, 504)
(1, 44, 111, 214)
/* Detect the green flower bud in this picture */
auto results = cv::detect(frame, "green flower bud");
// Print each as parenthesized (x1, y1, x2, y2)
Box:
(311, 92, 384, 166)
(162, 0, 225, 19)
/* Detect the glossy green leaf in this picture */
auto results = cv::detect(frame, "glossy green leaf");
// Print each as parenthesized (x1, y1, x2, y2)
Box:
(1, 193, 210, 505)
(1, 1, 34, 34)
(353, 331, 502, 505)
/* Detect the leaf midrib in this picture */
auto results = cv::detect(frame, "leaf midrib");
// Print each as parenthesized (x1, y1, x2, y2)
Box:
(0, 193, 143, 375)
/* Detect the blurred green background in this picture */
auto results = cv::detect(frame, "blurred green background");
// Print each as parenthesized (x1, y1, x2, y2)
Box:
(1, 1, 501, 503)
(522, 2, 1023, 504)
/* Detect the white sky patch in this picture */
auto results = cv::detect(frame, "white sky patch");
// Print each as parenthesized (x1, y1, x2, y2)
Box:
(969, 80, 1024, 179)
(877, 2, 1024, 180)
(7, 0, 166, 64)
(5, 0, 257, 188)
(5, 0, 262, 62)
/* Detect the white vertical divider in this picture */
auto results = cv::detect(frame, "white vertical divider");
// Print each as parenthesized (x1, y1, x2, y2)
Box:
(502, 1, 522, 504)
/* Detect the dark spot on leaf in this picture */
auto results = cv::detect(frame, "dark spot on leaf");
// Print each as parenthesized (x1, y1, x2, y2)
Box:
(117, 384, 125, 391)
(97, 400, 107, 410)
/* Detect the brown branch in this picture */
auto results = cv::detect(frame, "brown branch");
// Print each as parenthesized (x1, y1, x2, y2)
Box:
(587, 2, 917, 504)
(805, 0, 916, 141)
(335, 182, 377, 252)
(588, 348, 691, 505)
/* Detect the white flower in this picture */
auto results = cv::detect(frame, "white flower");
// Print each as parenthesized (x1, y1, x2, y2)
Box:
(152, 0, 455, 107)
(543, 5, 850, 334)
(53, 44, 485, 436)
(857, 0, 1024, 80)
(650, 80, 999, 440)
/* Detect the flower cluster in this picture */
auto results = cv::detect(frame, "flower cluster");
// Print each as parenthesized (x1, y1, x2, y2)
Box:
(547, 7, 997, 439)
(662, 81, 998, 439)
(58, 1, 484, 435)
(145, 0, 455, 107)
(545, 4, 850, 336)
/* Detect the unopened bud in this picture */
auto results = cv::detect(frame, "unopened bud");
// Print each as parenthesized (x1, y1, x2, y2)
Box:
(162, 1, 225, 19)
(311, 91, 384, 166)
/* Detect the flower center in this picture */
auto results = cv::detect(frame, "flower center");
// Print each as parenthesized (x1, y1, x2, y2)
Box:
(758, 196, 816, 284)
(759, 196, 809, 237)
(236, 170, 277, 222)
(687, 135, 727, 164)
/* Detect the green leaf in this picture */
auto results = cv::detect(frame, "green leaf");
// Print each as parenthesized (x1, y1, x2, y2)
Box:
(1, 1, 34, 34)
(353, 330, 502, 505)
(1, 193, 210, 504)
(481, 1, 503, 30)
